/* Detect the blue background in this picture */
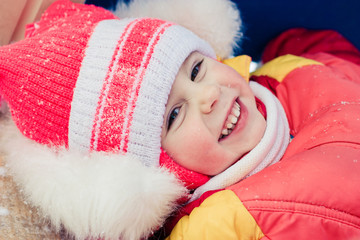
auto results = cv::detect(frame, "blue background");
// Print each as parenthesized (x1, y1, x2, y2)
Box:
(85, 0, 360, 60)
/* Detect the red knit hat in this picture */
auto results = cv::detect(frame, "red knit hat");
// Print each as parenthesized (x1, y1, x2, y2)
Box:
(0, 0, 212, 188)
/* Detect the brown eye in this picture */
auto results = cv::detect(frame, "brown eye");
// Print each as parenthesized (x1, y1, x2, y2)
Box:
(191, 59, 203, 81)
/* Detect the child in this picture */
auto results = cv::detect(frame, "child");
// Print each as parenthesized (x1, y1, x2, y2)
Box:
(1, 1, 360, 240)
(163, 29, 360, 239)
(159, 50, 289, 199)
(0, 0, 240, 239)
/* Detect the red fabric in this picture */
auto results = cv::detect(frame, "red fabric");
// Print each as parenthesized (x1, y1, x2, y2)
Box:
(262, 28, 360, 65)
(168, 29, 360, 239)
(159, 149, 210, 189)
(255, 97, 267, 119)
(251, 75, 280, 96)
(228, 52, 360, 238)
(0, 0, 116, 147)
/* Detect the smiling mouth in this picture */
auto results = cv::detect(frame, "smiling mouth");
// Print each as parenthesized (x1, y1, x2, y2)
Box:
(219, 100, 240, 140)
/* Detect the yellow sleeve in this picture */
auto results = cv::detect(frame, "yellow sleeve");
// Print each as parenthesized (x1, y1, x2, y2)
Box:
(166, 190, 264, 240)
(221, 55, 252, 82)
(251, 54, 323, 82)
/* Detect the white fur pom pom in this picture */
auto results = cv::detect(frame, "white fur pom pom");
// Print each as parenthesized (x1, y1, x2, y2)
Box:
(0, 118, 186, 240)
(114, 0, 242, 59)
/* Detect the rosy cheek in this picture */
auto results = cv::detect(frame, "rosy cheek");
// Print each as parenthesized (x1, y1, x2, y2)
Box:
(179, 130, 208, 157)
(172, 129, 213, 167)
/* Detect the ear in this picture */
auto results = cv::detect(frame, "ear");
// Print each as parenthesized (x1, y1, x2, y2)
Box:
(114, 0, 243, 59)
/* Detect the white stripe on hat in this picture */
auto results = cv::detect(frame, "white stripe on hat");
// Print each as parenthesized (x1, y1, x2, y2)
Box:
(118, 21, 172, 153)
(68, 19, 134, 152)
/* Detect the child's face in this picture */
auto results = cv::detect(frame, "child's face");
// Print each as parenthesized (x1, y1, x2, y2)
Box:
(161, 52, 266, 176)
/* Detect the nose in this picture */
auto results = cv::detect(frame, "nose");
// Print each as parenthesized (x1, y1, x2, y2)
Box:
(198, 84, 221, 113)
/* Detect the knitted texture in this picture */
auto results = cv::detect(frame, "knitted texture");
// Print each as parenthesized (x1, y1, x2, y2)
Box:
(0, 1, 116, 147)
(160, 149, 210, 189)
(0, 0, 216, 171)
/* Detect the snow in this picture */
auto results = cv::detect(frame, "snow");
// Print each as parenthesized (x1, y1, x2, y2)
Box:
(0, 206, 9, 216)
(0, 167, 6, 177)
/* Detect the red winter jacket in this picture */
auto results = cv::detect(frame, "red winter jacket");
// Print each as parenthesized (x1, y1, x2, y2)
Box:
(165, 29, 360, 239)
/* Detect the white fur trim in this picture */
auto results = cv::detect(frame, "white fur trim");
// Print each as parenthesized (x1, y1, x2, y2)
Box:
(0, 117, 186, 240)
(114, 0, 242, 59)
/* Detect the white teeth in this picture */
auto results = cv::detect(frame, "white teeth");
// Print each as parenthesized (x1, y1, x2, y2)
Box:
(232, 107, 240, 117)
(222, 129, 229, 135)
(229, 116, 237, 124)
(220, 101, 241, 139)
